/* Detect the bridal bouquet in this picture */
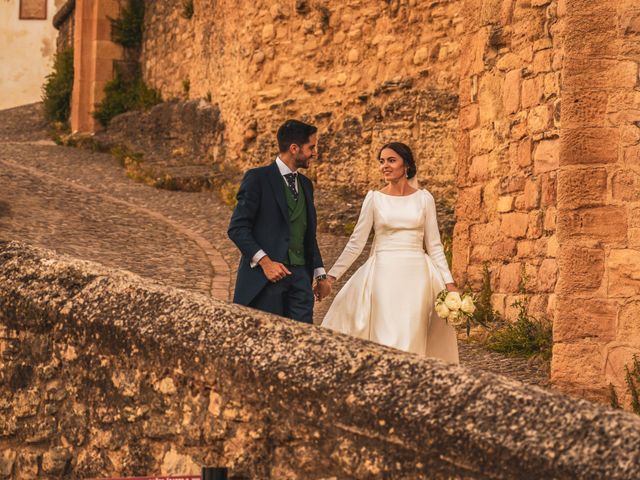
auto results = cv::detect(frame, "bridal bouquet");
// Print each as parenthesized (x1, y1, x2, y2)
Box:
(435, 290, 476, 327)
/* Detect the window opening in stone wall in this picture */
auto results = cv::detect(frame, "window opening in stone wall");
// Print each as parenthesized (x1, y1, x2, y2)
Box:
(19, 0, 47, 20)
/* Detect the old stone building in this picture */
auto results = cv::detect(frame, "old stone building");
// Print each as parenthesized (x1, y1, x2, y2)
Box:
(0, 0, 64, 110)
(57, 0, 639, 403)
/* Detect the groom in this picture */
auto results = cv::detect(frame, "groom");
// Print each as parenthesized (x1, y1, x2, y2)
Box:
(227, 119, 331, 324)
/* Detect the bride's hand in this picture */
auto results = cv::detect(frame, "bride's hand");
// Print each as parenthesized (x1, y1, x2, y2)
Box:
(445, 283, 459, 293)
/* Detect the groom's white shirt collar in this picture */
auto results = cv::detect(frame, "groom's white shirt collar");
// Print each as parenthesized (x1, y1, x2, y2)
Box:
(275, 156, 293, 175)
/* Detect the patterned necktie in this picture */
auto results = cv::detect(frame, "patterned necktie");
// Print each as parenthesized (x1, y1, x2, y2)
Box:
(284, 172, 299, 201)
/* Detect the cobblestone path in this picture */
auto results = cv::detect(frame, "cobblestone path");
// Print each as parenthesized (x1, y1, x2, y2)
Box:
(0, 104, 549, 388)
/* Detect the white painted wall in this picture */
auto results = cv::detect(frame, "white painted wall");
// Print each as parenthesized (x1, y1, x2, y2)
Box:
(0, 0, 62, 110)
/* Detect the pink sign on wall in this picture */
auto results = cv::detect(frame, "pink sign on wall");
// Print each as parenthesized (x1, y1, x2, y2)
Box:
(85, 476, 200, 480)
(19, 0, 47, 20)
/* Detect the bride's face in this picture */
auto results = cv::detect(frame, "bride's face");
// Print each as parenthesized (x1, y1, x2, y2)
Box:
(379, 148, 406, 182)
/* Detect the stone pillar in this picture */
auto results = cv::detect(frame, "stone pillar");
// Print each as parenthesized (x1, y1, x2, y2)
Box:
(70, 0, 122, 133)
(552, 0, 640, 402)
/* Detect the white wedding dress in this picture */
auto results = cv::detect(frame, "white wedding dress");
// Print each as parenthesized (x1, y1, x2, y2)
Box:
(321, 189, 459, 364)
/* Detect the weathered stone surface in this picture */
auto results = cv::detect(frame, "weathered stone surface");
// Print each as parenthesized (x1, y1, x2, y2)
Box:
(533, 138, 559, 173)
(607, 249, 640, 297)
(551, 341, 607, 397)
(618, 301, 640, 340)
(0, 450, 17, 478)
(3, 241, 640, 479)
(557, 245, 605, 293)
(557, 206, 628, 244)
(554, 299, 618, 342)
(557, 167, 607, 210)
(500, 212, 529, 238)
(560, 128, 620, 165)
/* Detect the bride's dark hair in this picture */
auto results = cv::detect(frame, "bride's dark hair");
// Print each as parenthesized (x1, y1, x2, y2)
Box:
(378, 142, 417, 179)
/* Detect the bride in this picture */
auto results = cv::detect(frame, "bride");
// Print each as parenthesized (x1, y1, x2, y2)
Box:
(321, 142, 459, 364)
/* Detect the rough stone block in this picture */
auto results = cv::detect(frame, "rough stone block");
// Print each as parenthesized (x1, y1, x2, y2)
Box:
(497, 196, 515, 213)
(607, 249, 640, 297)
(533, 138, 559, 174)
(544, 207, 557, 231)
(551, 341, 607, 395)
(503, 69, 522, 114)
(521, 76, 544, 109)
(500, 212, 529, 238)
(469, 128, 496, 156)
(540, 172, 557, 207)
(478, 73, 504, 124)
(0, 450, 17, 477)
(554, 299, 617, 342)
(564, 59, 638, 90)
(532, 49, 552, 74)
(612, 169, 640, 202)
(468, 154, 492, 182)
(629, 228, 640, 249)
(455, 185, 485, 222)
(557, 167, 607, 210)
(499, 262, 522, 293)
(528, 104, 553, 134)
(557, 246, 605, 294)
(561, 89, 609, 129)
(459, 104, 480, 130)
(536, 258, 558, 292)
(517, 137, 533, 168)
(524, 178, 541, 210)
(558, 206, 628, 244)
(527, 210, 544, 239)
(493, 238, 518, 260)
(560, 128, 620, 166)
(618, 301, 640, 340)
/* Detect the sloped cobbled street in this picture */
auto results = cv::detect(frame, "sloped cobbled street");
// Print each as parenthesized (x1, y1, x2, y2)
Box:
(0, 104, 549, 388)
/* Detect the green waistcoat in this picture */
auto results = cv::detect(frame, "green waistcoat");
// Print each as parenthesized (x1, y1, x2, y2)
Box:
(283, 181, 307, 266)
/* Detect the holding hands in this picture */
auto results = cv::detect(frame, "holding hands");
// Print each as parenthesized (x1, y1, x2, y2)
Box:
(313, 275, 334, 301)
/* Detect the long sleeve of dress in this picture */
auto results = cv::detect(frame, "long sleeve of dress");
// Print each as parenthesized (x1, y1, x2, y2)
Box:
(423, 190, 454, 284)
(328, 191, 375, 280)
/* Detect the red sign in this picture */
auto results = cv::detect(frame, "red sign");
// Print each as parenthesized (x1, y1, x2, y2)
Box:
(86, 477, 200, 480)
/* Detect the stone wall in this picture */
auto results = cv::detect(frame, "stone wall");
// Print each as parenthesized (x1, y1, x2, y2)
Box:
(551, 0, 640, 402)
(2, 241, 640, 479)
(454, 0, 563, 321)
(52, 0, 75, 51)
(141, 0, 464, 202)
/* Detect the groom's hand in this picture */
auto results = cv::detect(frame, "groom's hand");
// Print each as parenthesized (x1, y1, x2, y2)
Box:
(259, 256, 291, 282)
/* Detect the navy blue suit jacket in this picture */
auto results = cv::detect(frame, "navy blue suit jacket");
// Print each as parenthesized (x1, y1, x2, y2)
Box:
(228, 161, 324, 306)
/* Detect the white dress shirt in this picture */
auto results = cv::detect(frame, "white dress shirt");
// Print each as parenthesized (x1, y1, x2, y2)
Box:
(250, 157, 326, 279)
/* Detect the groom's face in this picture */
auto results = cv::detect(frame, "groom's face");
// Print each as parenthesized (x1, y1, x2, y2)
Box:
(292, 133, 318, 169)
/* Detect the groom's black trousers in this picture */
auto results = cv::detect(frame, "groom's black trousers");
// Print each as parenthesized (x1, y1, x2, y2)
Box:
(249, 265, 314, 324)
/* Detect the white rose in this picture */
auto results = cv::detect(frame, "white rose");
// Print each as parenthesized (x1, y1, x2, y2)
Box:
(435, 302, 450, 319)
(460, 295, 476, 314)
(444, 291, 462, 311)
(447, 309, 464, 326)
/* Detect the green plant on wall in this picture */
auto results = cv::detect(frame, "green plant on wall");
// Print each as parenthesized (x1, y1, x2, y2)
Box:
(181, 0, 194, 19)
(610, 355, 640, 415)
(182, 78, 191, 98)
(472, 263, 502, 328)
(110, 0, 145, 48)
(93, 68, 161, 127)
(485, 297, 553, 361)
(42, 48, 74, 123)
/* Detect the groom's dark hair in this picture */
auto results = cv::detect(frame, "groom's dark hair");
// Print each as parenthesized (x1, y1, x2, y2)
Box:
(277, 120, 318, 152)
(379, 142, 417, 179)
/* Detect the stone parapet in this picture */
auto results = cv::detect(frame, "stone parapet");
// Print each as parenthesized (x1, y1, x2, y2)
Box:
(1, 240, 640, 479)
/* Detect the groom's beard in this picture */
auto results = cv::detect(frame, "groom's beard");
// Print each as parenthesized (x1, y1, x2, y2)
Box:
(295, 153, 312, 169)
